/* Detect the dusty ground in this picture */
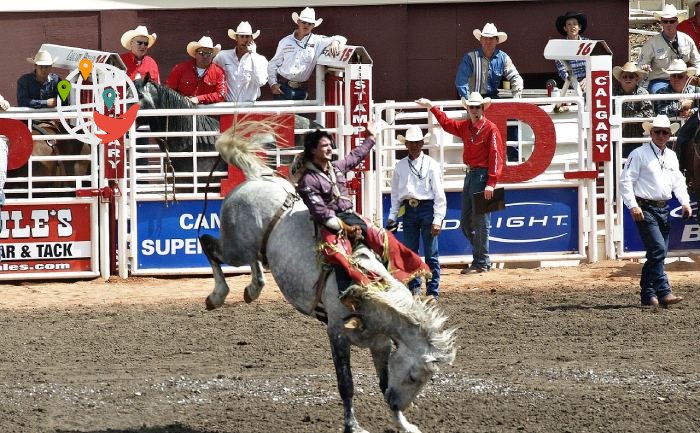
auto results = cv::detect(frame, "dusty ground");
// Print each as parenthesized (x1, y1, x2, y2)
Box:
(1, 260, 699, 433)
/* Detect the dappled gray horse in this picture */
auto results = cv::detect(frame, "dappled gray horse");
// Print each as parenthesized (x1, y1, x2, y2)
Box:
(200, 120, 456, 433)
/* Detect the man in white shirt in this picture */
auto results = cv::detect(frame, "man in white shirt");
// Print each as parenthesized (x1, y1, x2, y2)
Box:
(268, 7, 346, 100)
(620, 114, 692, 308)
(386, 125, 447, 302)
(214, 21, 269, 103)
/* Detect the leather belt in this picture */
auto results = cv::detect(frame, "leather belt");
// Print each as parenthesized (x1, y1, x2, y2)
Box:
(403, 199, 434, 208)
(277, 74, 307, 89)
(636, 197, 667, 208)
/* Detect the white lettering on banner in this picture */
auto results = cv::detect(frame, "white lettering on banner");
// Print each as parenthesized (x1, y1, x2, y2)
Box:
(494, 215, 569, 229)
(591, 70, 611, 162)
(0, 209, 74, 239)
(681, 224, 699, 242)
(350, 79, 371, 171)
(179, 213, 220, 230)
(141, 238, 203, 256)
(0, 241, 91, 260)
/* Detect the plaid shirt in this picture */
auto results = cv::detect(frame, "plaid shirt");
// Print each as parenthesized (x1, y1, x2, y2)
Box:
(554, 37, 589, 82)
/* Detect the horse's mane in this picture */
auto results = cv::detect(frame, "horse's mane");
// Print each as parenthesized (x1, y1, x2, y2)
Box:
(215, 117, 286, 179)
(148, 82, 220, 132)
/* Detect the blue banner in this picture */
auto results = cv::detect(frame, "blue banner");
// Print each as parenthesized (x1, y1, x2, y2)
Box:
(382, 187, 580, 256)
(622, 194, 700, 253)
(136, 200, 222, 269)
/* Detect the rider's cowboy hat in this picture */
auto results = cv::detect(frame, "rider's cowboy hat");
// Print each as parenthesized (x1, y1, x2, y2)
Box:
(555, 11, 587, 36)
(662, 58, 696, 76)
(461, 92, 492, 110)
(228, 21, 260, 40)
(642, 114, 680, 136)
(473, 23, 507, 43)
(654, 4, 680, 20)
(612, 62, 649, 82)
(397, 125, 431, 144)
(186, 36, 222, 58)
(292, 7, 323, 27)
(120, 25, 157, 50)
(26, 50, 55, 66)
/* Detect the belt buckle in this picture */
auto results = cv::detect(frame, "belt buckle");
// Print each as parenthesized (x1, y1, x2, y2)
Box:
(408, 198, 420, 208)
(288, 80, 301, 89)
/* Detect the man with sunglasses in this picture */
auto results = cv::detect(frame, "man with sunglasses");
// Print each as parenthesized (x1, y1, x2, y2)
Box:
(120, 25, 160, 84)
(167, 36, 226, 105)
(620, 114, 692, 308)
(655, 59, 698, 118)
(416, 93, 504, 274)
(214, 21, 269, 103)
(638, 4, 700, 94)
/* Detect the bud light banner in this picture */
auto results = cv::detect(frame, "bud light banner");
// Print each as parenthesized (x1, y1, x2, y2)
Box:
(382, 187, 580, 255)
(136, 200, 222, 269)
(622, 195, 700, 253)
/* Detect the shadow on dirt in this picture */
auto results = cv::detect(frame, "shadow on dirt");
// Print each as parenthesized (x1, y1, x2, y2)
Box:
(56, 424, 216, 433)
(543, 303, 638, 311)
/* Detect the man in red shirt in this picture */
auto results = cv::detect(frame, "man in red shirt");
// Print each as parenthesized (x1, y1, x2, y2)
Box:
(416, 93, 504, 274)
(167, 36, 226, 105)
(120, 25, 160, 84)
(678, 1, 700, 50)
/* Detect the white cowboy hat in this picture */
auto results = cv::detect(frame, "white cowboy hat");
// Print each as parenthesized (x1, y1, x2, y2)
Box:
(120, 25, 157, 50)
(26, 50, 55, 66)
(397, 125, 431, 144)
(662, 58, 697, 76)
(228, 21, 261, 40)
(654, 4, 679, 20)
(461, 92, 492, 110)
(186, 36, 222, 58)
(292, 7, 323, 27)
(473, 23, 507, 44)
(612, 61, 649, 82)
(642, 114, 680, 136)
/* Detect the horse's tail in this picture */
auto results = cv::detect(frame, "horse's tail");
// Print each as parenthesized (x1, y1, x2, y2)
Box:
(215, 117, 285, 179)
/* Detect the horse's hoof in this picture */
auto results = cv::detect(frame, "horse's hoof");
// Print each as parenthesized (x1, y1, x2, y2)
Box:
(205, 296, 217, 310)
(243, 288, 253, 304)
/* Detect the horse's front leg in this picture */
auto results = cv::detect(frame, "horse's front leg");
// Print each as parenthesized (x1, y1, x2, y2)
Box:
(393, 411, 422, 433)
(328, 326, 369, 433)
(369, 338, 392, 395)
(200, 234, 230, 310)
(243, 260, 266, 303)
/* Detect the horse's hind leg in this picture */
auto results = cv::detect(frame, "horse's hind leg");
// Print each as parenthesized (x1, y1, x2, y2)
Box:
(243, 261, 266, 303)
(200, 234, 230, 310)
(328, 327, 369, 433)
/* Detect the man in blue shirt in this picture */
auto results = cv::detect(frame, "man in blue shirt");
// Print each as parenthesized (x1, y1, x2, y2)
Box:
(17, 50, 61, 109)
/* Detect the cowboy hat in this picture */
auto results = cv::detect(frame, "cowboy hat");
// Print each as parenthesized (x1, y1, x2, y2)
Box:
(612, 61, 649, 82)
(120, 25, 157, 50)
(642, 114, 680, 136)
(292, 7, 323, 27)
(473, 23, 507, 43)
(397, 125, 431, 144)
(228, 21, 261, 40)
(662, 58, 696, 76)
(186, 36, 222, 58)
(555, 11, 587, 36)
(26, 50, 55, 66)
(461, 92, 492, 110)
(654, 4, 679, 20)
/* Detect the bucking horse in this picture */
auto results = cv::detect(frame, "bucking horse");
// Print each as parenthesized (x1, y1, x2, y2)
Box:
(200, 119, 457, 433)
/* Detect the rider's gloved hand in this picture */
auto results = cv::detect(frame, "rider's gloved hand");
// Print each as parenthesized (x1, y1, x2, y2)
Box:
(340, 220, 364, 242)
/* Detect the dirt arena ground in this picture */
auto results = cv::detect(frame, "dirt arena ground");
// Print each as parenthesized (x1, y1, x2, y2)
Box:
(1, 260, 699, 433)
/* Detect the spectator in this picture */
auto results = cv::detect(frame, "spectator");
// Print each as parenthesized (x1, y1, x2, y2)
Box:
(612, 61, 654, 157)
(214, 21, 268, 103)
(619, 114, 692, 308)
(416, 93, 504, 274)
(677, 0, 700, 51)
(554, 11, 589, 93)
(638, 4, 700, 94)
(655, 59, 698, 119)
(386, 125, 446, 302)
(120, 25, 160, 83)
(17, 50, 61, 109)
(167, 36, 226, 105)
(268, 7, 346, 100)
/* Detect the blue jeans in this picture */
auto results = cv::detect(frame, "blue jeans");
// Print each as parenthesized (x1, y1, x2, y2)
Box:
(635, 203, 671, 304)
(461, 168, 490, 270)
(272, 82, 308, 100)
(403, 200, 440, 298)
(647, 79, 670, 94)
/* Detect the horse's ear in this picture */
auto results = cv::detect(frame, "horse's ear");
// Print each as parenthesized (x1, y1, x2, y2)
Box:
(144, 72, 151, 85)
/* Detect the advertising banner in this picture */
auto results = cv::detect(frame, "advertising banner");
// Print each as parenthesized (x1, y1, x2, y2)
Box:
(622, 195, 700, 252)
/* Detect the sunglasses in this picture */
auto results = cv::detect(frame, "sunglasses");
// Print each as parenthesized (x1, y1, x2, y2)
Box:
(670, 73, 687, 79)
(467, 105, 483, 110)
(661, 19, 678, 24)
(620, 73, 638, 80)
(196, 50, 214, 57)
(133, 40, 149, 47)
(652, 129, 671, 136)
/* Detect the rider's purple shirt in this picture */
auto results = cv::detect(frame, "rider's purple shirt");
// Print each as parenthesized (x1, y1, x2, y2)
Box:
(298, 136, 375, 224)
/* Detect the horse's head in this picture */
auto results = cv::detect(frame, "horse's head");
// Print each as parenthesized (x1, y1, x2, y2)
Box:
(133, 73, 157, 110)
(384, 337, 440, 411)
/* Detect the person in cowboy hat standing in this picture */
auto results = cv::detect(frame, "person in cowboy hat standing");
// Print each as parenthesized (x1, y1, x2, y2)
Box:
(639, 4, 700, 94)
(17, 50, 61, 109)
(620, 114, 692, 308)
(655, 59, 699, 118)
(268, 7, 346, 100)
(416, 93, 504, 274)
(214, 21, 269, 103)
(386, 125, 447, 301)
(167, 36, 226, 105)
(119, 25, 160, 84)
(678, 0, 700, 51)
(554, 11, 589, 91)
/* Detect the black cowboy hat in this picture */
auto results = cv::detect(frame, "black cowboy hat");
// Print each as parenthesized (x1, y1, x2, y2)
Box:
(556, 11, 587, 36)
